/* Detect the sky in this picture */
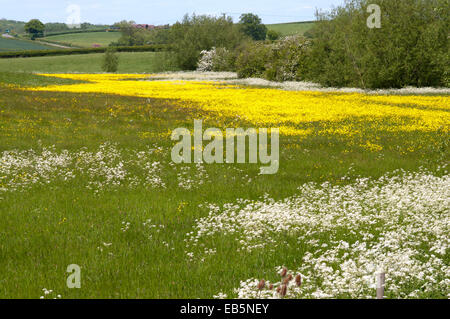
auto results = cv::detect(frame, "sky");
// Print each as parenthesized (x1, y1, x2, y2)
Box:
(0, 0, 345, 25)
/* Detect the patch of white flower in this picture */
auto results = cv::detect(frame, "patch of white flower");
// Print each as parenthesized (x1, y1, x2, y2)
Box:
(186, 170, 450, 298)
(40, 288, 61, 299)
(227, 78, 450, 94)
(177, 163, 208, 190)
(146, 71, 450, 94)
(148, 71, 237, 81)
(0, 143, 171, 194)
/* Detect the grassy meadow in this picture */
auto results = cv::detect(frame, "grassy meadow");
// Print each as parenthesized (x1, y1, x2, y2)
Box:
(0, 70, 448, 299)
(0, 52, 176, 73)
(266, 21, 315, 36)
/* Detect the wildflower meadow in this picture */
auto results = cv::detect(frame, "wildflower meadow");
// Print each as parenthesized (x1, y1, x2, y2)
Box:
(0, 71, 448, 299)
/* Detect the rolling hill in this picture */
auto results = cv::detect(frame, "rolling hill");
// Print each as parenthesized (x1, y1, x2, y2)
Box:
(0, 37, 55, 52)
(42, 31, 121, 48)
(266, 21, 315, 36)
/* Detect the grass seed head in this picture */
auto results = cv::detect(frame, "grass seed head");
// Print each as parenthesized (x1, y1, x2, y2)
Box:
(282, 274, 293, 285)
(295, 274, 302, 287)
(280, 284, 287, 297)
(257, 279, 265, 290)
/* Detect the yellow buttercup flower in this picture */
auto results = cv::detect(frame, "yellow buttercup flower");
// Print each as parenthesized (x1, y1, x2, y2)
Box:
(25, 74, 449, 137)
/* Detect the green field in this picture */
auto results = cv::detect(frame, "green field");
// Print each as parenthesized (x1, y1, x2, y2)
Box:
(0, 37, 54, 52)
(0, 71, 448, 299)
(42, 31, 121, 48)
(0, 52, 176, 73)
(267, 21, 315, 36)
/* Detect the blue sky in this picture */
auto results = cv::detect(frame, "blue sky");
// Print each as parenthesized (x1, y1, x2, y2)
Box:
(0, 0, 345, 25)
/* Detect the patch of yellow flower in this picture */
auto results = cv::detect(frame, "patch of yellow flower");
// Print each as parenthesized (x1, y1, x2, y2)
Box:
(26, 74, 449, 137)
(361, 141, 383, 152)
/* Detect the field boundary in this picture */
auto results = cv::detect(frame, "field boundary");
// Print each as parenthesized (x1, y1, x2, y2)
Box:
(0, 44, 170, 58)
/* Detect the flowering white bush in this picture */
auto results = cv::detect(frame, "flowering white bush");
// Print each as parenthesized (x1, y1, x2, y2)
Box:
(197, 48, 216, 72)
(197, 47, 233, 72)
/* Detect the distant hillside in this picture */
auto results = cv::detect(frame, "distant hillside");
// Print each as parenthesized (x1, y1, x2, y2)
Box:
(0, 18, 111, 36)
(0, 19, 26, 34)
(266, 21, 315, 36)
(0, 37, 55, 52)
(42, 31, 121, 48)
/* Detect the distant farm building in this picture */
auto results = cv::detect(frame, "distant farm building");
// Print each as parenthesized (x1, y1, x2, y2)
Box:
(132, 24, 156, 30)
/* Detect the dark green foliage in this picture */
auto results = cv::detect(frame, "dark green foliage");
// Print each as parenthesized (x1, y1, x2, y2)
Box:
(236, 36, 310, 81)
(306, 0, 449, 88)
(101, 47, 119, 72)
(211, 47, 237, 71)
(234, 0, 449, 89)
(43, 23, 70, 33)
(147, 27, 172, 45)
(266, 30, 281, 41)
(0, 19, 26, 34)
(115, 21, 151, 46)
(24, 19, 45, 40)
(239, 13, 268, 41)
(235, 42, 272, 78)
(170, 14, 245, 70)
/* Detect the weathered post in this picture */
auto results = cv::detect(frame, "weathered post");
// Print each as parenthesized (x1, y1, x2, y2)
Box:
(376, 272, 385, 299)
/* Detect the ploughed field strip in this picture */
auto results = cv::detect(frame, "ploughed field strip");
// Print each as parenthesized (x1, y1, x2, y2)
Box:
(0, 73, 448, 298)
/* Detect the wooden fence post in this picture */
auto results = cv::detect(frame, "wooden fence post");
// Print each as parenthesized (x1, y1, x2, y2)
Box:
(376, 272, 385, 299)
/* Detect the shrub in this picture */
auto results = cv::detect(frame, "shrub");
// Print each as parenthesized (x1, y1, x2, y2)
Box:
(266, 30, 281, 41)
(170, 14, 245, 70)
(235, 42, 272, 78)
(102, 47, 119, 72)
(306, 0, 449, 88)
(197, 47, 236, 72)
(266, 35, 310, 81)
(235, 36, 310, 81)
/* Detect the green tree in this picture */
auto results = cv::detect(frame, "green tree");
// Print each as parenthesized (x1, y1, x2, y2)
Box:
(115, 21, 150, 46)
(102, 47, 119, 72)
(306, 0, 449, 88)
(170, 14, 245, 70)
(24, 19, 45, 40)
(44, 22, 69, 33)
(239, 13, 267, 41)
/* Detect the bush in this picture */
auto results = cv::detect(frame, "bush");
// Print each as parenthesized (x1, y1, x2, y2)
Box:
(170, 14, 245, 70)
(197, 47, 236, 72)
(235, 36, 310, 81)
(235, 42, 272, 78)
(266, 36, 310, 81)
(306, 0, 449, 88)
(101, 48, 119, 72)
(266, 30, 281, 41)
